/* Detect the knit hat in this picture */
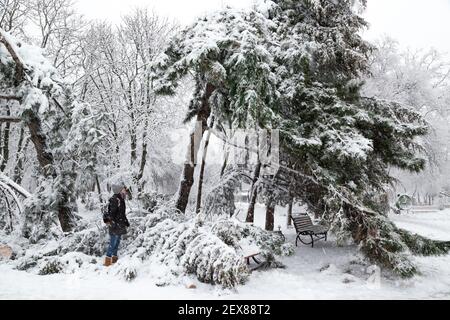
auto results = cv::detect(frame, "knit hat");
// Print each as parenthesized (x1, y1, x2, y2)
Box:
(112, 184, 124, 195)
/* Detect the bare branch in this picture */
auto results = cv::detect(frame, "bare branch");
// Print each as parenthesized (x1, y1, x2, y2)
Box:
(0, 0, 30, 34)
(433, 67, 450, 89)
(0, 116, 21, 123)
(0, 94, 21, 101)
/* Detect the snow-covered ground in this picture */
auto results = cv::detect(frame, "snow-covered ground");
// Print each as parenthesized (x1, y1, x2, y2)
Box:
(1, 204, 450, 300)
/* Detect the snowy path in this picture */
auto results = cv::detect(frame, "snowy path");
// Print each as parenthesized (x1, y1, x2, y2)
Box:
(1, 205, 450, 300)
(393, 210, 450, 241)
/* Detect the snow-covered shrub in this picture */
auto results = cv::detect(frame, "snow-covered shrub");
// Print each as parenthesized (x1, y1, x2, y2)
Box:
(125, 208, 293, 287)
(211, 218, 295, 258)
(122, 267, 138, 282)
(38, 259, 64, 275)
(9, 200, 293, 288)
(18, 252, 98, 275)
(125, 208, 249, 288)
(21, 177, 65, 243)
(182, 230, 248, 288)
(203, 170, 243, 218)
(137, 192, 172, 212)
(15, 257, 38, 271)
(57, 208, 150, 258)
(58, 228, 108, 257)
(83, 192, 102, 211)
(115, 258, 139, 282)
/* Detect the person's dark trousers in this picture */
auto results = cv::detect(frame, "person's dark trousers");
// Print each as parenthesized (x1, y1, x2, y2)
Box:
(106, 234, 121, 258)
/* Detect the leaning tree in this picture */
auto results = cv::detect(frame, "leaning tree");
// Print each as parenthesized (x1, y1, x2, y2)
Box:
(152, 6, 280, 213)
(0, 29, 103, 240)
(152, 0, 450, 277)
(264, 0, 450, 277)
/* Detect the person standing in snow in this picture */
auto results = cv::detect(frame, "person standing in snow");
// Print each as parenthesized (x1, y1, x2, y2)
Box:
(103, 184, 130, 267)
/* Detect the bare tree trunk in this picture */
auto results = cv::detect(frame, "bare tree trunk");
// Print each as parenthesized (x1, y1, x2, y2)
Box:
(95, 174, 103, 202)
(23, 109, 54, 171)
(13, 129, 28, 184)
(137, 140, 148, 193)
(57, 187, 75, 232)
(246, 161, 261, 223)
(196, 128, 212, 214)
(112, 122, 120, 167)
(176, 123, 201, 213)
(265, 197, 275, 231)
(135, 68, 155, 194)
(23, 109, 74, 232)
(175, 83, 214, 213)
(136, 118, 148, 194)
(220, 146, 229, 178)
(130, 125, 137, 166)
(126, 82, 137, 166)
(0, 106, 11, 172)
(287, 197, 293, 227)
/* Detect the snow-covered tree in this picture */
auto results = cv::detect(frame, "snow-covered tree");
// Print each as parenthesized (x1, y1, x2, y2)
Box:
(77, 10, 183, 198)
(364, 37, 450, 204)
(1, 0, 87, 192)
(152, 5, 281, 213)
(153, 0, 450, 276)
(267, 0, 450, 276)
(0, 0, 30, 35)
(0, 29, 104, 239)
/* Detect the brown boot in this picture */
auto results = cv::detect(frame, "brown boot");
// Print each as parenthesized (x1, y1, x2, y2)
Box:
(104, 257, 112, 267)
(112, 256, 118, 264)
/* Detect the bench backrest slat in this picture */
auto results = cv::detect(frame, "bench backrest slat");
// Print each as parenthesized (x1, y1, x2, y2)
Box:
(292, 214, 313, 232)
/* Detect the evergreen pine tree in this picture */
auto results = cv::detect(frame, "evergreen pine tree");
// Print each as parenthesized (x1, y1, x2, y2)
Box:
(153, 0, 450, 276)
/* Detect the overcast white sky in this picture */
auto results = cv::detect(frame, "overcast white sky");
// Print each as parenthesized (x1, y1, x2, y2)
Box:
(75, 0, 450, 54)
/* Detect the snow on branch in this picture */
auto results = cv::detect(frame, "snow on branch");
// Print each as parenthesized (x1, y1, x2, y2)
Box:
(0, 28, 26, 84)
(0, 181, 24, 214)
(0, 172, 31, 198)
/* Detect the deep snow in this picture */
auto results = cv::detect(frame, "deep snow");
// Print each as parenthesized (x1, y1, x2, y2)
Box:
(1, 204, 450, 300)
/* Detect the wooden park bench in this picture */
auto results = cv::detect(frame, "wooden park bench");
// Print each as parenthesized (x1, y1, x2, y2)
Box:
(291, 214, 329, 248)
(243, 251, 264, 271)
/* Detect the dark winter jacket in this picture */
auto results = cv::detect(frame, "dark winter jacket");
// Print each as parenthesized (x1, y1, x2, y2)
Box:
(107, 194, 129, 235)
